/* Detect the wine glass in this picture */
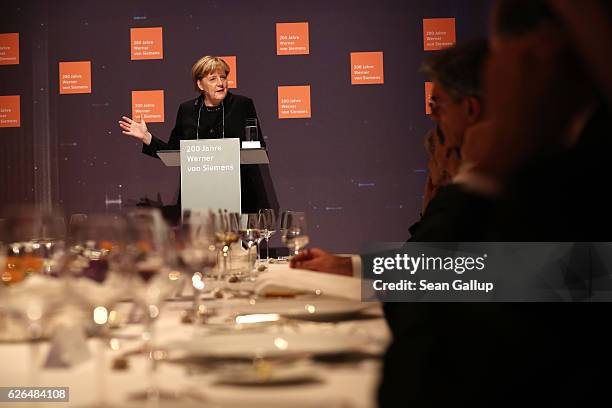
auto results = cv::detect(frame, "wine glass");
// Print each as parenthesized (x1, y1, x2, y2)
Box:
(176, 210, 218, 320)
(239, 213, 262, 274)
(258, 209, 276, 263)
(68, 213, 87, 237)
(0, 239, 6, 335)
(127, 207, 180, 329)
(213, 209, 240, 279)
(1, 210, 66, 283)
(37, 213, 67, 278)
(61, 214, 133, 406)
(126, 208, 183, 402)
(0, 206, 66, 386)
(281, 211, 310, 256)
(278, 210, 290, 261)
(0, 242, 5, 280)
(0, 218, 4, 279)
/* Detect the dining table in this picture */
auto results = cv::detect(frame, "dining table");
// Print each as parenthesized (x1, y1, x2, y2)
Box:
(0, 262, 391, 408)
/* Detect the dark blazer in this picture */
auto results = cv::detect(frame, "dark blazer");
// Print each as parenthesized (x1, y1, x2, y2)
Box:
(379, 106, 612, 407)
(142, 92, 279, 215)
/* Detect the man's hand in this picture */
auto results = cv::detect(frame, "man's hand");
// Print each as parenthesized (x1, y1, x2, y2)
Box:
(290, 248, 354, 276)
(119, 116, 152, 145)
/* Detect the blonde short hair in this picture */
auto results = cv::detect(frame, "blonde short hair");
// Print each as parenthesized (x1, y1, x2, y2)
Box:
(191, 56, 230, 91)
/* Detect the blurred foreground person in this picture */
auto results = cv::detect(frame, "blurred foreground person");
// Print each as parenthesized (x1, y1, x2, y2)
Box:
(550, 0, 612, 107)
(291, 39, 489, 273)
(294, 0, 612, 406)
(380, 0, 612, 406)
(421, 38, 488, 210)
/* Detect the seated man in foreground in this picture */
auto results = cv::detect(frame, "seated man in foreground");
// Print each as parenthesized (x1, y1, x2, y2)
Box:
(291, 38, 489, 275)
(293, 0, 612, 405)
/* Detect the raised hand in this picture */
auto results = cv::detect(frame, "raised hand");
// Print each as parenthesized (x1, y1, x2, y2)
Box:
(119, 116, 151, 144)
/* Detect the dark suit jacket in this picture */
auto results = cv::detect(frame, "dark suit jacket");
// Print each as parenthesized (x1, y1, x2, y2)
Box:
(142, 92, 279, 215)
(379, 105, 612, 407)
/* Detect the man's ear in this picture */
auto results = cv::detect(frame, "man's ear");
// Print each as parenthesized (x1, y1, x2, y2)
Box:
(464, 96, 483, 125)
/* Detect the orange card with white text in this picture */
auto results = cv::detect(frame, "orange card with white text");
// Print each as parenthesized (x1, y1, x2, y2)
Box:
(425, 82, 433, 115)
(278, 86, 311, 119)
(132, 90, 164, 123)
(276, 22, 309, 55)
(220, 56, 237, 88)
(130, 27, 163, 60)
(0, 95, 20, 128)
(423, 18, 456, 51)
(351, 52, 384, 85)
(59, 61, 92, 94)
(0, 33, 19, 65)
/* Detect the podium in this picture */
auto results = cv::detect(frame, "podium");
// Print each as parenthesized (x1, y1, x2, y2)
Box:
(157, 140, 270, 214)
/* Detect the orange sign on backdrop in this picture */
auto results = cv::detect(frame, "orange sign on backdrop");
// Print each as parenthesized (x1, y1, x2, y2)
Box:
(132, 90, 164, 123)
(425, 82, 433, 115)
(423, 18, 456, 51)
(278, 86, 311, 119)
(0, 95, 20, 128)
(351, 52, 384, 85)
(59, 61, 92, 94)
(130, 27, 163, 60)
(220, 56, 237, 88)
(276, 22, 309, 55)
(0, 33, 19, 65)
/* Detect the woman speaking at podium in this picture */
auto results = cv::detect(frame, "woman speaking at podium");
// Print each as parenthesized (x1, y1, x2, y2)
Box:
(118, 56, 277, 220)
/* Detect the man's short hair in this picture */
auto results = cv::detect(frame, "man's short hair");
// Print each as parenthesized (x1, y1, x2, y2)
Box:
(420, 38, 489, 102)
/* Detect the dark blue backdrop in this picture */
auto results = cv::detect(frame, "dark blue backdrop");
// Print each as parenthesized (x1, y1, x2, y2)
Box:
(0, 0, 493, 251)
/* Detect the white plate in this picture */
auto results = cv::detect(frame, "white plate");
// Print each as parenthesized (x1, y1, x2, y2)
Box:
(167, 332, 370, 359)
(229, 299, 370, 322)
(279, 300, 370, 321)
(215, 362, 322, 386)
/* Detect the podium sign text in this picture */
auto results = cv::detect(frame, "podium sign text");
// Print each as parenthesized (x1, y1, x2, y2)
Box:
(180, 139, 241, 214)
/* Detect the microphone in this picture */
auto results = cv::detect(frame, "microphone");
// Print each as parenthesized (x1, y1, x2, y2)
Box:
(195, 93, 225, 140)
(195, 94, 203, 139)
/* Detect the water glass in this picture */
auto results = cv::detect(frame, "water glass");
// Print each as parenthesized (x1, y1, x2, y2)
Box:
(239, 213, 261, 273)
(258, 209, 276, 262)
(244, 118, 258, 142)
(281, 211, 309, 256)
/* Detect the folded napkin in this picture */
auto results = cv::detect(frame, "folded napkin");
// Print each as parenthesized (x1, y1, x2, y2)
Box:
(254, 264, 361, 301)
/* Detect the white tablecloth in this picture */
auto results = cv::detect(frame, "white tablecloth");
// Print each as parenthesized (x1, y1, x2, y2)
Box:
(0, 272, 390, 408)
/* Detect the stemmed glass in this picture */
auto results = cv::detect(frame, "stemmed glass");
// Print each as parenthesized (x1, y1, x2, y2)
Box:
(36, 213, 66, 277)
(0, 242, 5, 280)
(278, 210, 290, 261)
(281, 211, 310, 256)
(239, 213, 262, 274)
(68, 213, 87, 237)
(0, 207, 66, 386)
(61, 214, 133, 406)
(213, 209, 240, 278)
(126, 208, 183, 402)
(258, 209, 276, 263)
(176, 210, 218, 320)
